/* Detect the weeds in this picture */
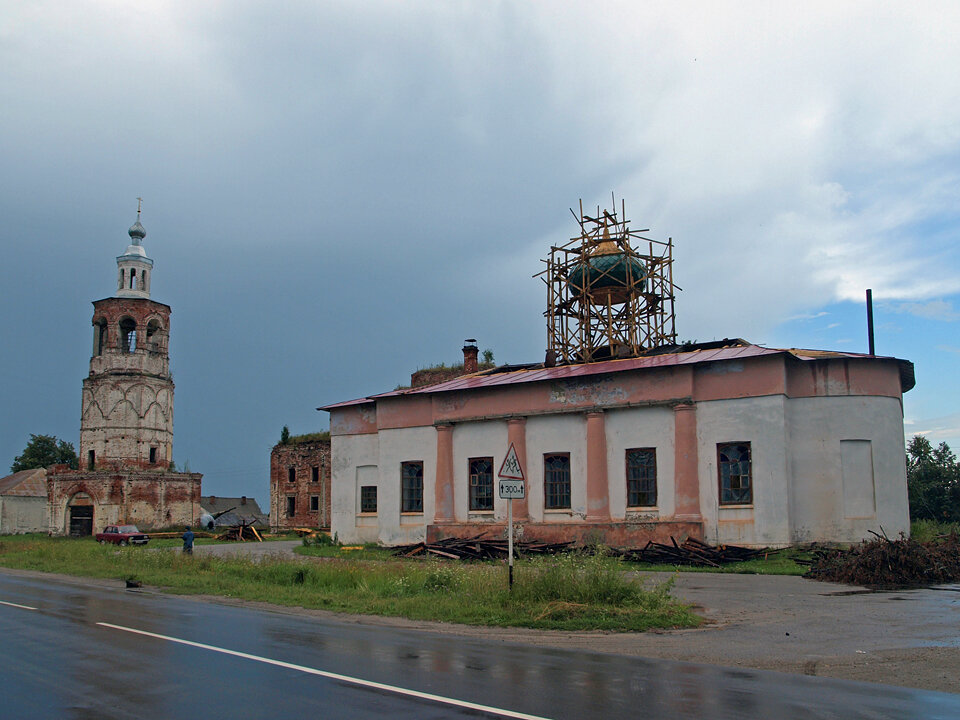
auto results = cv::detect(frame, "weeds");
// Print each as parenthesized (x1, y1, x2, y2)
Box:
(0, 536, 698, 632)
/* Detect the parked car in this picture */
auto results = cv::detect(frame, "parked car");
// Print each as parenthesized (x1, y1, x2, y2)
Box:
(96, 525, 150, 546)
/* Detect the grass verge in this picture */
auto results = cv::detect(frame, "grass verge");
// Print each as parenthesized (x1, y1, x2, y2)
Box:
(625, 547, 810, 576)
(0, 535, 699, 632)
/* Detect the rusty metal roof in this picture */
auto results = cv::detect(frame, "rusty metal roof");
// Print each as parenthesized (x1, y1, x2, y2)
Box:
(0, 468, 47, 497)
(320, 343, 912, 411)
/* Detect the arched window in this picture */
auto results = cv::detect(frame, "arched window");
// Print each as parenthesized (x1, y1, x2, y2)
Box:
(119, 317, 137, 353)
(93, 318, 107, 356)
(129, 268, 137, 289)
(146, 319, 161, 350)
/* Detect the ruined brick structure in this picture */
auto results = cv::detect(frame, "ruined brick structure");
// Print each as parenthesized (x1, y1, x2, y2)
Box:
(48, 209, 202, 535)
(409, 341, 481, 388)
(48, 466, 201, 535)
(269, 437, 331, 530)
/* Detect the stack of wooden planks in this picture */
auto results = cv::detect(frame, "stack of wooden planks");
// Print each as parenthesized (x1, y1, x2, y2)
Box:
(612, 537, 778, 567)
(393, 535, 573, 560)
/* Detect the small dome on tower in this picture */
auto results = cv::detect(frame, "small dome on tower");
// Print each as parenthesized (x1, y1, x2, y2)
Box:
(128, 217, 146, 244)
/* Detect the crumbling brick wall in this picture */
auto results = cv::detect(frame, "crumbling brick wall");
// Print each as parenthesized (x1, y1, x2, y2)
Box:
(270, 439, 331, 530)
(46, 465, 202, 535)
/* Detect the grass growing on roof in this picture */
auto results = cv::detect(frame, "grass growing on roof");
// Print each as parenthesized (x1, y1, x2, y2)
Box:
(0, 535, 699, 631)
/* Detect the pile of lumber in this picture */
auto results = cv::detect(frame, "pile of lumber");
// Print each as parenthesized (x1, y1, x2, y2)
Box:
(801, 531, 960, 588)
(217, 522, 263, 542)
(393, 535, 572, 560)
(611, 537, 779, 567)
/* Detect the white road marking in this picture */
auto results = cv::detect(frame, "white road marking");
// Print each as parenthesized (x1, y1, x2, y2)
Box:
(0, 600, 37, 610)
(97, 622, 552, 720)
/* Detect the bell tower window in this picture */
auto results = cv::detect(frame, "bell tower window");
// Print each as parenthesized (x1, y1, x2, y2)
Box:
(93, 318, 107, 356)
(119, 317, 137, 353)
(129, 268, 137, 289)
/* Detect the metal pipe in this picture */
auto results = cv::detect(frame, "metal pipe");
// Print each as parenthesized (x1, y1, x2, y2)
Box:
(866, 289, 875, 355)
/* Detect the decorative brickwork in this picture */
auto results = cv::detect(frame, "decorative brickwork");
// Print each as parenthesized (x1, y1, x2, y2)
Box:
(46, 465, 201, 534)
(80, 296, 174, 470)
(270, 439, 331, 530)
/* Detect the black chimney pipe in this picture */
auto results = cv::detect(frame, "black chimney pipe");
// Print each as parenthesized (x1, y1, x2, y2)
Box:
(866, 289, 875, 355)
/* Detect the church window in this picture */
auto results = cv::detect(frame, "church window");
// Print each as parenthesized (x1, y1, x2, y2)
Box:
(718, 442, 752, 505)
(469, 457, 494, 511)
(310, 495, 319, 512)
(626, 448, 657, 507)
(544, 454, 571, 509)
(286, 496, 296, 517)
(149, 447, 157, 464)
(93, 318, 107, 356)
(130, 268, 137, 289)
(288, 467, 296, 483)
(119, 317, 137, 353)
(401, 461, 423, 513)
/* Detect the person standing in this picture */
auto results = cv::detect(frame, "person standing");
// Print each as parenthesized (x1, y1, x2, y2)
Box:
(182, 526, 195, 554)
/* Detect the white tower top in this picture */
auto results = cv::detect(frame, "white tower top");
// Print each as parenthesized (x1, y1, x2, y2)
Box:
(116, 200, 154, 299)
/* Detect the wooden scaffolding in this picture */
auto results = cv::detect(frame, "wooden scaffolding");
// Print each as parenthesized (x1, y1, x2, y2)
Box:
(539, 196, 678, 364)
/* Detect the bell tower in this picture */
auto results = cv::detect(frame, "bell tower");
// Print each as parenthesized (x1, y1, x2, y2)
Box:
(79, 206, 175, 471)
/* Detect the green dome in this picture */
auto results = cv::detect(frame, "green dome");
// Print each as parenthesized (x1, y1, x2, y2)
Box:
(569, 252, 646, 300)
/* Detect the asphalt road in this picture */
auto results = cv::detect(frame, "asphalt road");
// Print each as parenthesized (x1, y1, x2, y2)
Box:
(2, 571, 959, 719)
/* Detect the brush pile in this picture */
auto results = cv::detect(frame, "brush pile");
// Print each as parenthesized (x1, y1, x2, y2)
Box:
(609, 537, 778, 567)
(217, 522, 263, 542)
(801, 531, 960, 588)
(393, 536, 572, 560)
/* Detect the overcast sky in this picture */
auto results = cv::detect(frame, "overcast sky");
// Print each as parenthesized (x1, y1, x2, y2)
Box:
(2, 1, 959, 505)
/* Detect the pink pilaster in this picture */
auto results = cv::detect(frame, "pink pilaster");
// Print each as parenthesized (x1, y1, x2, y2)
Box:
(434, 423, 454, 522)
(585, 411, 610, 520)
(673, 403, 702, 521)
(506, 417, 529, 519)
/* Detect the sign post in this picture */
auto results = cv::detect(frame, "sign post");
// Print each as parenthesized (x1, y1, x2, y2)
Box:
(498, 443, 525, 590)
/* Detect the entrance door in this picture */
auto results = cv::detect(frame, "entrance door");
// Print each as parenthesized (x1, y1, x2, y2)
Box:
(69, 505, 94, 537)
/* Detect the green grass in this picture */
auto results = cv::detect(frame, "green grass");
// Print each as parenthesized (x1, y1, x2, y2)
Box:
(625, 547, 811, 576)
(295, 542, 396, 560)
(911, 519, 960, 542)
(0, 535, 699, 632)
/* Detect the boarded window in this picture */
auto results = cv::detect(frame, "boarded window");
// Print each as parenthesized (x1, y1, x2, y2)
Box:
(401, 461, 423, 513)
(286, 496, 296, 517)
(544, 453, 571, 509)
(360, 485, 378, 513)
(718, 442, 752, 505)
(626, 448, 657, 507)
(311, 466, 319, 483)
(841, 440, 876, 518)
(310, 495, 319, 512)
(469, 457, 494, 511)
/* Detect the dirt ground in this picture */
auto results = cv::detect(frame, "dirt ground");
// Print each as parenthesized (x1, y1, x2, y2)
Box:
(191, 542, 960, 693)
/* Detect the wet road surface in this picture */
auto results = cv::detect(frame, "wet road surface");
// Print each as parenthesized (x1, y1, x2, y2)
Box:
(1, 570, 958, 719)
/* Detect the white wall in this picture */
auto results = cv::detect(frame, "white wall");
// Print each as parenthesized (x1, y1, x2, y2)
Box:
(376, 426, 437, 545)
(330, 433, 379, 543)
(451, 420, 509, 522)
(0, 497, 48, 534)
(696, 396, 791, 546)
(604, 406, 676, 519)
(525, 414, 588, 522)
(786, 395, 909, 543)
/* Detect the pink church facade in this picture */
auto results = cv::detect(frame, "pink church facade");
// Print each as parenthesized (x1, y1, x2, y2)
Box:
(322, 342, 913, 547)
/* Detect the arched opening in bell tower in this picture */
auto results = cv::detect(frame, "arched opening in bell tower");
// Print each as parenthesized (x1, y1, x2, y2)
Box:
(119, 317, 137, 353)
(93, 318, 107, 356)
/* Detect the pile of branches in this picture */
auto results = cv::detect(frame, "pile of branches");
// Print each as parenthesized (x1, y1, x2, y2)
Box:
(610, 537, 778, 567)
(393, 535, 572, 560)
(217, 522, 263, 542)
(801, 531, 960, 588)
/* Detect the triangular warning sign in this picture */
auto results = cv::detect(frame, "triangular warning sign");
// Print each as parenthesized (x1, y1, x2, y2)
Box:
(498, 443, 525, 480)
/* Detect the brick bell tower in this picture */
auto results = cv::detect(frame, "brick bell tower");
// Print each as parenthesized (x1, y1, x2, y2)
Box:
(79, 205, 175, 471)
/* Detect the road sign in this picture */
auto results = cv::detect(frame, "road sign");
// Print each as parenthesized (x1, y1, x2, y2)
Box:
(498, 444, 524, 481)
(499, 478, 525, 499)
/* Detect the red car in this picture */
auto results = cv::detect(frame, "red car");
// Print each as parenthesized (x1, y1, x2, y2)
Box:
(96, 525, 150, 546)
